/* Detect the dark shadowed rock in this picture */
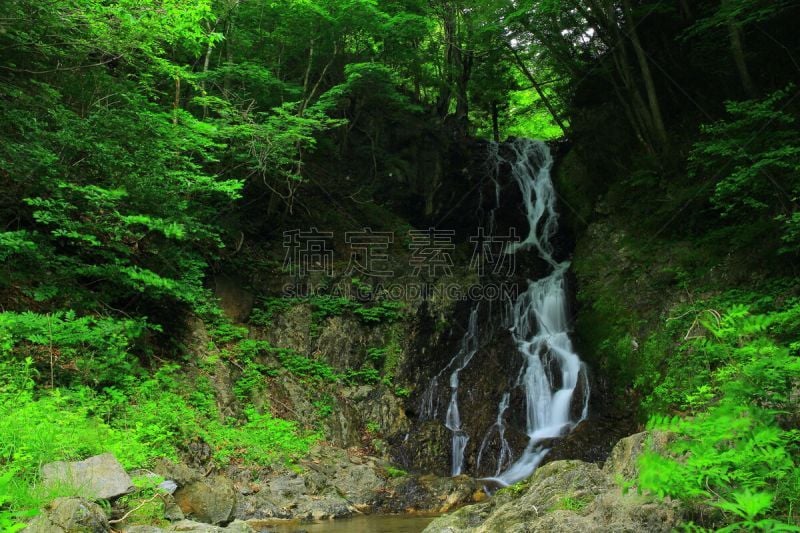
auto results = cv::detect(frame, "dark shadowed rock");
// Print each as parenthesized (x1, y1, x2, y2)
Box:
(214, 275, 254, 322)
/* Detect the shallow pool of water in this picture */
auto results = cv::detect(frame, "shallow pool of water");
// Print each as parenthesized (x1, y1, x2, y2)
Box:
(251, 514, 437, 533)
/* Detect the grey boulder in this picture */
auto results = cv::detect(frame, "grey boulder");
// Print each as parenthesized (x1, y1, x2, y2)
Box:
(42, 453, 134, 500)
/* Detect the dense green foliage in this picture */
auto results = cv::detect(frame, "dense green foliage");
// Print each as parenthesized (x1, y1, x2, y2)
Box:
(1, 0, 799, 530)
(639, 303, 800, 529)
(0, 357, 317, 514)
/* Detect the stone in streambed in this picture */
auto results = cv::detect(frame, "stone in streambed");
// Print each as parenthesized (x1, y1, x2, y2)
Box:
(331, 463, 385, 506)
(294, 496, 353, 520)
(173, 476, 236, 525)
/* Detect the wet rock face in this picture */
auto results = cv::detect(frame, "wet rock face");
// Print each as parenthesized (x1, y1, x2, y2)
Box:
(602, 431, 675, 482)
(315, 315, 386, 371)
(456, 325, 527, 476)
(394, 299, 528, 477)
(392, 139, 600, 479)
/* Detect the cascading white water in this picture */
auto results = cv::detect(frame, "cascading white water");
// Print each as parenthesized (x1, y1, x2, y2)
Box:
(420, 306, 481, 476)
(419, 138, 589, 483)
(481, 138, 590, 487)
(502, 140, 558, 261)
(476, 392, 512, 475)
(444, 306, 480, 476)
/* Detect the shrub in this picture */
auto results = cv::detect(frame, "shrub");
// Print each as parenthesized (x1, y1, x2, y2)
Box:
(639, 303, 800, 530)
(0, 311, 144, 388)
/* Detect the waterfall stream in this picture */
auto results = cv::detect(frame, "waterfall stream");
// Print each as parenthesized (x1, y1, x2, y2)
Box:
(420, 138, 589, 486)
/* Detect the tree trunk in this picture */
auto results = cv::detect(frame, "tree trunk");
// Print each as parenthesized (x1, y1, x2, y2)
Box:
(300, 41, 338, 116)
(172, 76, 181, 125)
(623, 0, 668, 147)
(436, 2, 458, 119)
(725, 2, 756, 96)
(491, 100, 500, 142)
(678, 0, 692, 20)
(221, 0, 239, 96)
(201, 22, 214, 119)
(455, 49, 473, 136)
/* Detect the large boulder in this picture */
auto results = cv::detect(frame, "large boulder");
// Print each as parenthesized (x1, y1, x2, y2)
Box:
(265, 474, 306, 504)
(423, 456, 683, 533)
(232, 490, 292, 521)
(24, 497, 109, 533)
(173, 476, 236, 525)
(42, 454, 133, 500)
(331, 463, 385, 506)
(475, 461, 608, 532)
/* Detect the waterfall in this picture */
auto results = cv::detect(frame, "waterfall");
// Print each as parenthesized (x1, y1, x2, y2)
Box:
(475, 392, 512, 476)
(482, 138, 590, 487)
(419, 138, 589, 484)
(419, 306, 481, 476)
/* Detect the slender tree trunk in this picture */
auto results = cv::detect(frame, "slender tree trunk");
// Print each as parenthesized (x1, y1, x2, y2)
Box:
(491, 100, 500, 142)
(610, 75, 652, 153)
(436, 3, 457, 118)
(678, 0, 692, 20)
(201, 22, 214, 118)
(584, 0, 656, 151)
(611, 42, 656, 143)
(300, 41, 337, 115)
(725, 3, 756, 96)
(223, 22, 233, 95)
(172, 76, 181, 125)
(222, 0, 239, 96)
(583, 0, 659, 150)
(455, 49, 472, 135)
(414, 59, 421, 103)
(623, 0, 668, 147)
(301, 38, 315, 102)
